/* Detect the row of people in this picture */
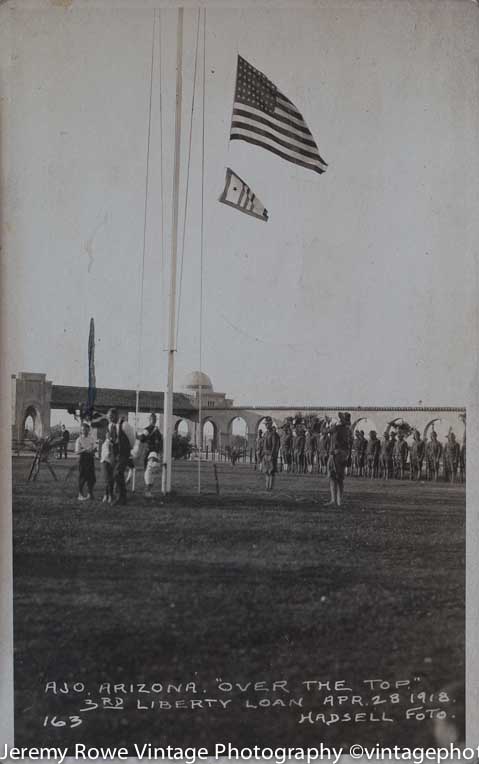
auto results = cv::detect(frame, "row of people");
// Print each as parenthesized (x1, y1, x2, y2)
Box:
(255, 420, 465, 483)
(350, 429, 465, 482)
(257, 413, 352, 503)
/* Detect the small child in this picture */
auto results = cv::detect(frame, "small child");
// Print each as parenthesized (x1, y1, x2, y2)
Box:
(144, 451, 161, 498)
(75, 422, 96, 501)
(100, 433, 115, 503)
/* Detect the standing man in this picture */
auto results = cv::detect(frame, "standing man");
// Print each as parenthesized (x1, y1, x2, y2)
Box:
(444, 431, 461, 483)
(293, 425, 306, 474)
(410, 430, 426, 481)
(366, 431, 381, 479)
(255, 428, 264, 471)
(262, 417, 280, 490)
(387, 431, 397, 479)
(358, 430, 367, 477)
(280, 422, 293, 473)
(106, 408, 131, 506)
(352, 429, 363, 476)
(59, 424, 70, 459)
(139, 413, 163, 469)
(326, 412, 352, 507)
(305, 426, 314, 473)
(426, 430, 442, 481)
(394, 432, 409, 479)
(380, 432, 390, 479)
(74, 421, 96, 501)
(317, 425, 330, 476)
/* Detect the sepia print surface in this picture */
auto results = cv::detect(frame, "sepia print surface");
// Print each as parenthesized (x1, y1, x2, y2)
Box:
(2, 0, 478, 754)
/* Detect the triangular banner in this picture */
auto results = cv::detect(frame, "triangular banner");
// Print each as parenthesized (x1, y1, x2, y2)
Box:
(219, 167, 269, 222)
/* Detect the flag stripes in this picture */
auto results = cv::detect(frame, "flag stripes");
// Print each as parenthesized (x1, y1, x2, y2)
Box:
(230, 55, 328, 175)
(231, 122, 321, 161)
(232, 107, 317, 148)
(230, 134, 324, 175)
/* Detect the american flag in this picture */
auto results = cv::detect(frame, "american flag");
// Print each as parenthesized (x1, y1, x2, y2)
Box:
(230, 55, 328, 175)
(219, 167, 269, 221)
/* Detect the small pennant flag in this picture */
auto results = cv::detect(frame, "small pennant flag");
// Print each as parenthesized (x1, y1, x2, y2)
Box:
(230, 55, 327, 175)
(219, 167, 269, 221)
(87, 317, 96, 416)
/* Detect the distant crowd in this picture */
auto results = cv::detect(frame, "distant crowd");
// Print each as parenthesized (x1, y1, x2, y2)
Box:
(29, 407, 464, 505)
(255, 415, 466, 484)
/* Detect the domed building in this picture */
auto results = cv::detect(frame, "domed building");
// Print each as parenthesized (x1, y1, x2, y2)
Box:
(182, 371, 214, 393)
(181, 371, 233, 409)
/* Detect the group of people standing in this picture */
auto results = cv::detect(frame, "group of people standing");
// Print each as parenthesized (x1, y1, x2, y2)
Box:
(74, 410, 163, 504)
(255, 413, 353, 505)
(255, 414, 466, 503)
(349, 428, 465, 483)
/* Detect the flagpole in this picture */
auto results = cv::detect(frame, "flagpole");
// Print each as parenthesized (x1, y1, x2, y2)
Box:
(162, 7, 184, 495)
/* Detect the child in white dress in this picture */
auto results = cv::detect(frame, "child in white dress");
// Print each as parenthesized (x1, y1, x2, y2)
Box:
(144, 451, 161, 498)
(100, 433, 115, 503)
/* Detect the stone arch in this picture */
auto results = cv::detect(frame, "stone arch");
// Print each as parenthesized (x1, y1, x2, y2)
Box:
(424, 416, 465, 443)
(228, 416, 248, 447)
(384, 417, 408, 436)
(175, 418, 190, 438)
(22, 403, 43, 439)
(202, 418, 218, 450)
(423, 418, 441, 441)
(352, 416, 378, 436)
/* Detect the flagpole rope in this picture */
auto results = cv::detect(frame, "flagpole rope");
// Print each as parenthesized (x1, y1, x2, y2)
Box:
(136, 8, 157, 436)
(159, 7, 166, 357)
(198, 7, 207, 494)
(225, 7, 242, 164)
(175, 9, 202, 349)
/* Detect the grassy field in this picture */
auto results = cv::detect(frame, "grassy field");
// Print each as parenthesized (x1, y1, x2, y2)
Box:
(12, 456, 465, 752)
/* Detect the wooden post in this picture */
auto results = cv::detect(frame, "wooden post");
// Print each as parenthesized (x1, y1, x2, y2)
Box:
(213, 463, 220, 494)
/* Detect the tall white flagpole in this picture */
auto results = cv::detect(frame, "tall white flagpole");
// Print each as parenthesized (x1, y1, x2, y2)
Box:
(162, 7, 184, 495)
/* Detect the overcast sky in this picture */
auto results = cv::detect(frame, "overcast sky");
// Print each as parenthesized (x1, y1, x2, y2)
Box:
(3, 0, 479, 407)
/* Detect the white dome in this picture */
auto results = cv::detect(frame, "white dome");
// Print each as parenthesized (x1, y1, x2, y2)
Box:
(182, 371, 213, 392)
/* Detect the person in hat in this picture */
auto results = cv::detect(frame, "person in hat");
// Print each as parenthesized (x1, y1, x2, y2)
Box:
(366, 430, 381, 479)
(444, 430, 460, 483)
(293, 424, 306, 474)
(379, 432, 390, 479)
(393, 431, 409, 480)
(74, 422, 97, 501)
(351, 428, 363, 477)
(262, 417, 280, 490)
(100, 430, 115, 504)
(326, 412, 352, 506)
(305, 425, 314, 473)
(317, 422, 331, 475)
(139, 413, 163, 469)
(426, 429, 442, 481)
(106, 407, 131, 505)
(255, 428, 264, 471)
(58, 424, 70, 459)
(144, 451, 161, 498)
(409, 429, 426, 481)
(280, 421, 293, 473)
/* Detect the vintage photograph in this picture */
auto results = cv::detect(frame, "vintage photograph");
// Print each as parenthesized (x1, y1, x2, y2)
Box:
(2, 0, 477, 753)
